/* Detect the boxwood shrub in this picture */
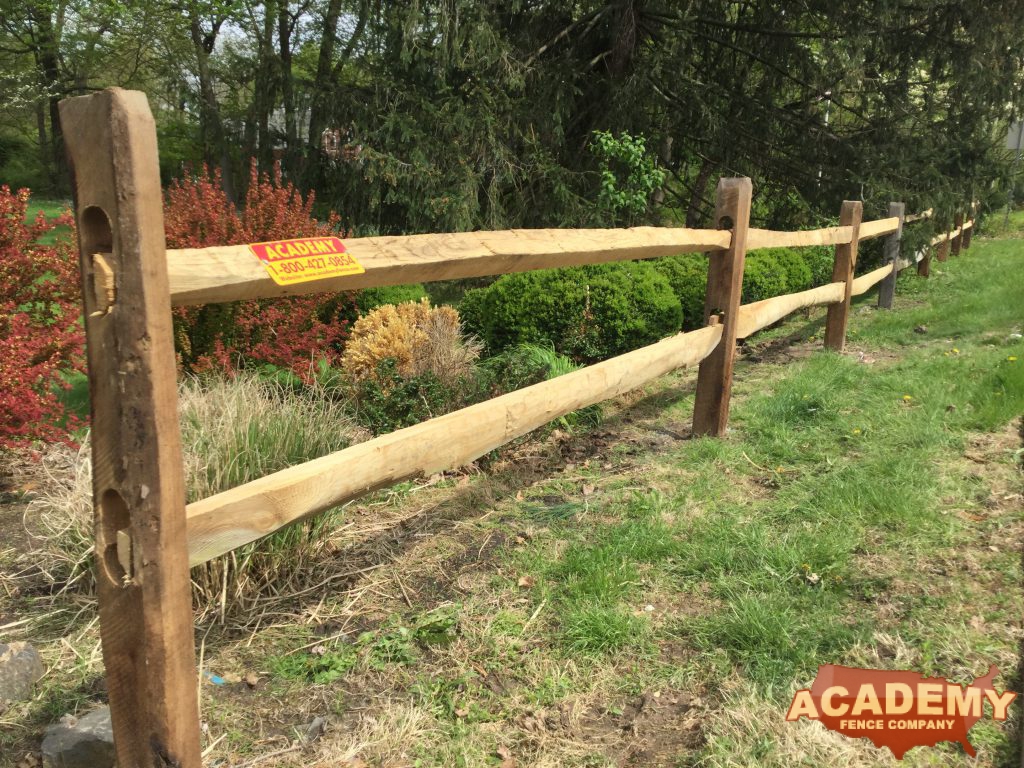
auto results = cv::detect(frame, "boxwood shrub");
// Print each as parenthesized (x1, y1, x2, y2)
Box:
(759, 248, 813, 293)
(357, 283, 428, 313)
(457, 287, 488, 339)
(741, 252, 789, 303)
(467, 262, 682, 362)
(652, 255, 708, 330)
(804, 246, 836, 286)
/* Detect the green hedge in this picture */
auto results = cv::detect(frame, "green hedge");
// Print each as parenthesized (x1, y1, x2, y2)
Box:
(742, 252, 789, 303)
(804, 246, 835, 287)
(357, 283, 429, 313)
(761, 248, 813, 293)
(461, 247, 830, 357)
(464, 262, 682, 362)
(458, 287, 488, 339)
(652, 255, 708, 330)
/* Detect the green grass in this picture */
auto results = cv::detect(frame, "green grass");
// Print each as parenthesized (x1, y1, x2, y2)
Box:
(493, 226, 1022, 762)
(25, 197, 71, 245)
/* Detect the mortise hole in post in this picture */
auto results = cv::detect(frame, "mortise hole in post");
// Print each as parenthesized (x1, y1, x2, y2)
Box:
(79, 207, 113, 313)
(99, 489, 131, 586)
(718, 215, 734, 230)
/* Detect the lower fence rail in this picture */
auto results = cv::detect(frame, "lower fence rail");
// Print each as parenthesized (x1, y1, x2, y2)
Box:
(186, 323, 724, 564)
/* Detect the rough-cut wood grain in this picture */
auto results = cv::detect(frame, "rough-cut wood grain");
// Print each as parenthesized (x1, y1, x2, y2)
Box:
(824, 201, 863, 352)
(877, 202, 905, 309)
(149, 228, 731, 306)
(692, 178, 752, 437)
(851, 264, 894, 296)
(857, 216, 900, 241)
(935, 237, 951, 262)
(186, 324, 723, 564)
(746, 225, 851, 251)
(735, 282, 845, 339)
(903, 208, 933, 224)
(60, 88, 201, 768)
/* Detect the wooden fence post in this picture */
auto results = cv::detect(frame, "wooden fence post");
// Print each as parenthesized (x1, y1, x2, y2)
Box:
(692, 177, 752, 437)
(59, 89, 202, 768)
(935, 235, 950, 262)
(962, 204, 974, 250)
(877, 201, 905, 309)
(917, 247, 931, 277)
(824, 200, 863, 351)
(951, 213, 964, 257)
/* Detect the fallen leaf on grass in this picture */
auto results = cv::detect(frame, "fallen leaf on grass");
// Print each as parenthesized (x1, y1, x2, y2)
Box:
(581, 484, 596, 496)
(517, 575, 536, 588)
(496, 746, 517, 768)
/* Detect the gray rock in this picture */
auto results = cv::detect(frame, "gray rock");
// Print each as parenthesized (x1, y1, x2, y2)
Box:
(0, 641, 45, 703)
(41, 706, 115, 768)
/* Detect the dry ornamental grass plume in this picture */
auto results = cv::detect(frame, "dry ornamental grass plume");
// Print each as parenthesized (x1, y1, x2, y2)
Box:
(342, 298, 481, 389)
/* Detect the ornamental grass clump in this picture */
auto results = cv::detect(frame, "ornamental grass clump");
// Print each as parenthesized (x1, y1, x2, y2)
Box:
(342, 299, 484, 433)
(342, 299, 481, 390)
(24, 372, 367, 618)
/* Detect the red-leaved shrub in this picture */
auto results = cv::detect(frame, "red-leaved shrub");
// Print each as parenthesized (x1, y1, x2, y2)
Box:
(0, 187, 84, 448)
(165, 162, 357, 378)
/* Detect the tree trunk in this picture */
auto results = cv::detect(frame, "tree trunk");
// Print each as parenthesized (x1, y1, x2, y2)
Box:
(188, 12, 236, 201)
(31, 7, 65, 192)
(686, 156, 716, 228)
(249, 0, 277, 173)
(278, 3, 297, 176)
(306, 0, 343, 172)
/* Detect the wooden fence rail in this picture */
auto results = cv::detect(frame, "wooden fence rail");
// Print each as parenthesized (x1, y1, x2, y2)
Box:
(58, 88, 978, 767)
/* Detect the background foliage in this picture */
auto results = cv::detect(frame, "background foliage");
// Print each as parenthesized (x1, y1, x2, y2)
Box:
(2, 1, 1022, 234)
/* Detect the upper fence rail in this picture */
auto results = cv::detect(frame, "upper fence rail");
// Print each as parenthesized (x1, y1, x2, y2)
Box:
(92, 214, 911, 309)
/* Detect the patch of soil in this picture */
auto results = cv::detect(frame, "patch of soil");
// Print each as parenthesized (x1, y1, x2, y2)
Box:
(574, 688, 707, 767)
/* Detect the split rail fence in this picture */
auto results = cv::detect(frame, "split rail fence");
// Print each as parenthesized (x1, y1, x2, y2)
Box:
(59, 88, 978, 767)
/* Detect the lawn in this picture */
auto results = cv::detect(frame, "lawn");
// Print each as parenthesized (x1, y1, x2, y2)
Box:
(24, 197, 72, 245)
(1, 218, 1021, 768)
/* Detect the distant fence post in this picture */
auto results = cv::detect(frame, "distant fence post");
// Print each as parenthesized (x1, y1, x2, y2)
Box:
(59, 89, 202, 768)
(962, 204, 975, 250)
(692, 177, 752, 437)
(877, 201, 905, 309)
(951, 212, 964, 257)
(824, 200, 863, 351)
(917, 248, 931, 277)
(935, 234, 950, 262)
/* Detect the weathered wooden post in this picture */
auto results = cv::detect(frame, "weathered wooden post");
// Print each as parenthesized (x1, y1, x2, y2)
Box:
(60, 88, 202, 768)
(824, 200, 863, 351)
(951, 212, 964, 257)
(935, 230, 951, 262)
(877, 201, 905, 309)
(692, 177, 752, 437)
